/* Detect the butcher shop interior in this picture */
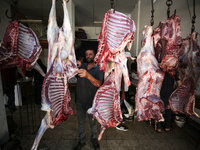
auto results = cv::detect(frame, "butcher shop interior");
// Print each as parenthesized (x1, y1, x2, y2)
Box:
(0, 0, 200, 149)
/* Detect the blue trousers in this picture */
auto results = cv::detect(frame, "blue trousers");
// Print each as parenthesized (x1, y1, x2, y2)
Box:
(76, 103, 97, 143)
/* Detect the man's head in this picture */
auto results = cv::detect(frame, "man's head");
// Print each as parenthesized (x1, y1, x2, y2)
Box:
(85, 49, 95, 63)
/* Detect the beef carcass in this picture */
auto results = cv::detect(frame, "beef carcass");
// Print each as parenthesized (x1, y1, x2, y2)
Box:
(135, 25, 165, 122)
(169, 32, 200, 118)
(153, 14, 182, 76)
(31, 0, 78, 149)
(88, 9, 136, 140)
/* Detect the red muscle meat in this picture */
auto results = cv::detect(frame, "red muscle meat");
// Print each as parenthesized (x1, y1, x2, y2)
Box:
(31, 0, 78, 149)
(88, 9, 136, 140)
(169, 32, 200, 118)
(0, 21, 43, 75)
(0, 21, 18, 67)
(135, 25, 165, 122)
(88, 71, 122, 140)
(154, 14, 182, 76)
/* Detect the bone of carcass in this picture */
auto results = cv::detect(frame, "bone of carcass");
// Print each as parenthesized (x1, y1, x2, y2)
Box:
(17, 23, 42, 74)
(0, 20, 44, 76)
(31, 0, 78, 149)
(154, 14, 182, 76)
(95, 9, 136, 89)
(169, 32, 200, 118)
(88, 9, 136, 140)
(0, 21, 18, 67)
(88, 70, 122, 140)
(135, 25, 165, 122)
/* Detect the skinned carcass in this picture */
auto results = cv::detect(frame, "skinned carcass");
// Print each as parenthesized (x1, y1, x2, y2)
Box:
(169, 32, 200, 118)
(88, 9, 136, 140)
(135, 25, 165, 122)
(88, 70, 122, 140)
(153, 14, 182, 76)
(0, 21, 44, 76)
(31, 0, 78, 149)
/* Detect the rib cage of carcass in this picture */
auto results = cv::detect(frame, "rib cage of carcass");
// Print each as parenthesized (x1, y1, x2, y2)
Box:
(0, 20, 44, 76)
(169, 32, 200, 118)
(31, 0, 78, 149)
(88, 9, 136, 140)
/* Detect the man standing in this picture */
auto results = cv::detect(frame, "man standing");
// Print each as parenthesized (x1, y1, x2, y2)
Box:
(74, 49, 104, 150)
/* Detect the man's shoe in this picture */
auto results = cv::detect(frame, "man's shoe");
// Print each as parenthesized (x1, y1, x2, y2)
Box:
(124, 116, 134, 121)
(74, 141, 86, 150)
(116, 124, 128, 131)
(91, 138, 100, 150)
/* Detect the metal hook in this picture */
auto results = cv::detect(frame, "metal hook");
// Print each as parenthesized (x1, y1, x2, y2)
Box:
(110, 0, 115, 13)
(5, 0, 18, 20)
(5, 8, 17, 20)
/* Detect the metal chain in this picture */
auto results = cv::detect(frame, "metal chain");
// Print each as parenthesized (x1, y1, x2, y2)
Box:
(166, 0, 173, 19)
(150, 0, 155, 26)
(191, 0, 196, 33)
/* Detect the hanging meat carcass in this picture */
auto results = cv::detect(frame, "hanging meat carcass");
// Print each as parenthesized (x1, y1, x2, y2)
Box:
(0, 21, 18, 67)
(0, 21, 44, 76)
(169, 32, 200, 118)
(135, 25, 165, 122)
(153, 14, 182, 76)
(31, 0, 78, 149)
(88, 9, 136, 140)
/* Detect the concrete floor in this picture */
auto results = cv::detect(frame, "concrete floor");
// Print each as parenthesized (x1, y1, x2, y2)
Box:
(3, 87, 200, 150)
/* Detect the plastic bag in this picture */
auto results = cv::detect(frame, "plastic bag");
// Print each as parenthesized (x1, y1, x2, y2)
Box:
(124, 99, 134, 117)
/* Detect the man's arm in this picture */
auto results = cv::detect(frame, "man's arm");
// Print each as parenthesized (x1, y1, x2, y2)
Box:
(78, 69, 102, 87)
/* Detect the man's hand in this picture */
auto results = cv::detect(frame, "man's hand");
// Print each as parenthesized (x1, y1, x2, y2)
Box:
(78, 69, 88, 78)
(77, 60, 81, 68)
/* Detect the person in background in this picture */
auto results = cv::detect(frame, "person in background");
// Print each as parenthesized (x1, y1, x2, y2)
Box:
(129, 57, 138, 101)
(116, 51, 133, 131)
(155, 71, 182, 133)
(1, 67, 18, 112)
(74, 49, 104, 150)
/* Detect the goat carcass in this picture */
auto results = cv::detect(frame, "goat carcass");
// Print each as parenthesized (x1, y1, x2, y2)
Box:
(31, 0, 78, 149)
(88, 9, 136, 140)
(0, 21, 44, 76)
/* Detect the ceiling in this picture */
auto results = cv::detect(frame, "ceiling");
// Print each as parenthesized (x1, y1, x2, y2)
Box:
(4, 0, 138, 27)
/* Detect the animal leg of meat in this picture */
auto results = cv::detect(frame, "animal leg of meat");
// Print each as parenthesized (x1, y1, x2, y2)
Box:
(47, 0, 59, 72)
(33, 62, 45, 77)
(31, 115, 49, 150)
(98, 126, 106, 141)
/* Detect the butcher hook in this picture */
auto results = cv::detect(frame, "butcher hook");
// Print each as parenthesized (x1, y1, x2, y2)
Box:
(5, 0, 18, 20)
(110, 0, 115, 13)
